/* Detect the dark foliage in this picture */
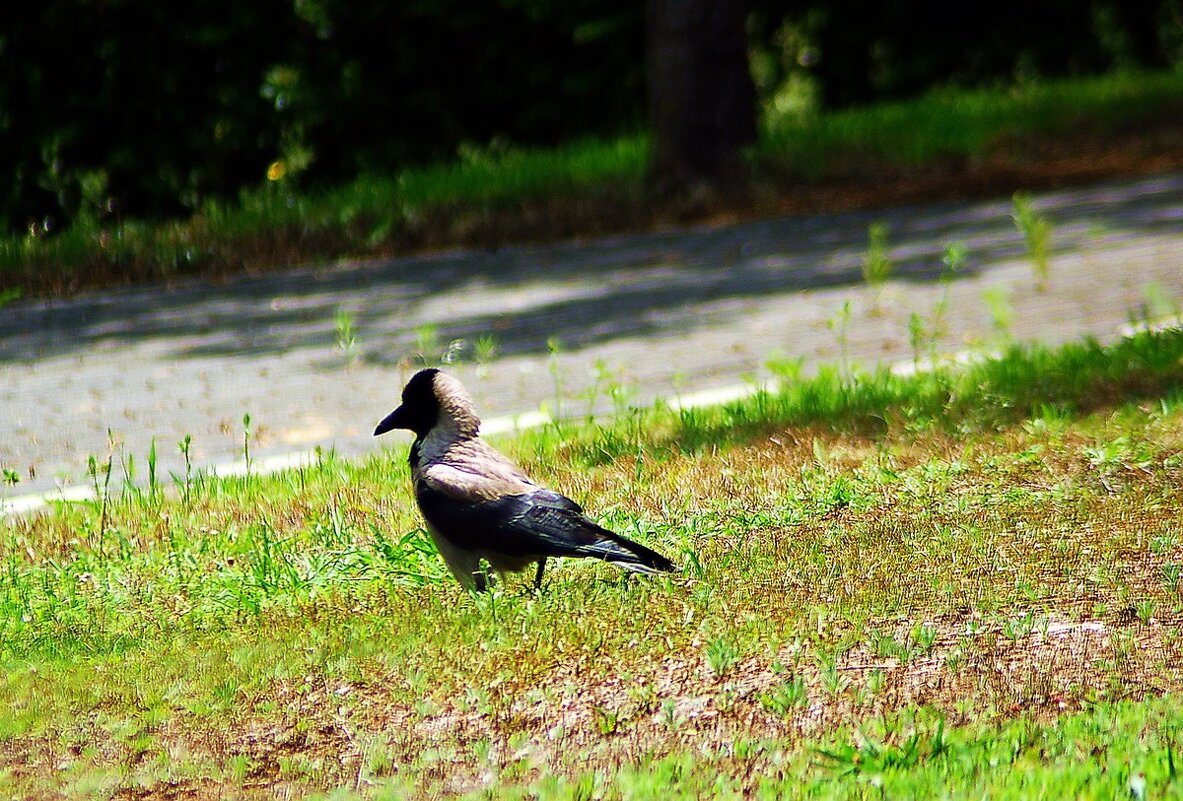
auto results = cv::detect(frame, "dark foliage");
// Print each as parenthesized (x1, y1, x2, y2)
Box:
(0, 0, 645, 230)
(0, 0, 1178, 232)
(748, 0, 1180, 107)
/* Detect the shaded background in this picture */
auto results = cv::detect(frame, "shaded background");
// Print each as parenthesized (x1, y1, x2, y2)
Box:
(3, 0, 1180, 232)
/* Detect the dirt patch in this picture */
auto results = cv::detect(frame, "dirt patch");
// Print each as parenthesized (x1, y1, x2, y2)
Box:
(317, 610, 1179, 798)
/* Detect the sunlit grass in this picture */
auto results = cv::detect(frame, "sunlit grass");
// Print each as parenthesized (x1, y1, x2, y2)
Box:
(3, 327, 1183, 797)
(760, 69, 1183, 172)
(4, 69, 1182, 297)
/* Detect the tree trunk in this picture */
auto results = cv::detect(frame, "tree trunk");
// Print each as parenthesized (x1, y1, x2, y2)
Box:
(646, 0, 757, 199)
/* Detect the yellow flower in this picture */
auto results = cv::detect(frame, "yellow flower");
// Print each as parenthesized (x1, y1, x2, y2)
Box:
(266, 161, 286, 181)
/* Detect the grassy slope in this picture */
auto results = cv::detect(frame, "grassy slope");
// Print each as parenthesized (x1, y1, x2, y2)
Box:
(760, 68, 1183, 171)
(4, 70, 1183, 297)
(3, 328, 1183, 798)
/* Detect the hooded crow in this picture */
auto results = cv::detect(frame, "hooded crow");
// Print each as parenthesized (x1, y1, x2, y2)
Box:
(374, 368, 676, 591)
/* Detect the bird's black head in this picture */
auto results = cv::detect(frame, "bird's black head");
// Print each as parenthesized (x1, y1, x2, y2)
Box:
(374, 368, 441, 437)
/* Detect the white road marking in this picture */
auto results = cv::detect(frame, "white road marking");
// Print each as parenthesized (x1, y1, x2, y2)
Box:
(205, 449, 321, 479)
(889, 350, 1000, 377)
(480, 410, 552, 435)
(665, 381, 780, 411)
(2, 484, 96, 515)
(1117, 317, 1183, 338)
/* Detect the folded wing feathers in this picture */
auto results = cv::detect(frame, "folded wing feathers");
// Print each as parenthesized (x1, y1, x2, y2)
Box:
(527, 501, 675, 574)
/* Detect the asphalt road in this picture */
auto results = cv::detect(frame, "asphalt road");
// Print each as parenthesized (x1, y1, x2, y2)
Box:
(3, 172, 1182, 503)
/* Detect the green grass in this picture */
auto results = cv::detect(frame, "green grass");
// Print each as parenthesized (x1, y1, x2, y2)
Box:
(4, 69, 1183, 297)
(760, 68, 1183, 173)
(3, 326, 1183, 798)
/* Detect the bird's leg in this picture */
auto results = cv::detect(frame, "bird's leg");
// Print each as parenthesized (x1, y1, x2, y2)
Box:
(471, 569, 488, 593)
(533, 558, 547, 591)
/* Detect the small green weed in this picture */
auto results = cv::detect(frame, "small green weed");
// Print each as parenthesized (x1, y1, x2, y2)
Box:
(334, 308, 359, 366)
(862, 221, 894, 308)
(981, 285, 1014, 342)
(704, 635, 740, 679)
(412, 323, 440, 366)
(760, 676, 808, 716)
(1012, 191, 1053, 291)
(826, 299, 854, 384)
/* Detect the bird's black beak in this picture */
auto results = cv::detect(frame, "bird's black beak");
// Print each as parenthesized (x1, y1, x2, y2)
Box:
(373, 405, 406, 436)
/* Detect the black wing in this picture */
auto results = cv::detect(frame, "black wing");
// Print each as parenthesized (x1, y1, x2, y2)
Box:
(416, 483, 674, 573)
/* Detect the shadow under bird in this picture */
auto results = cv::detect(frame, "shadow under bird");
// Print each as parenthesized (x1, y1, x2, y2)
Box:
(374, 368, 676, 591)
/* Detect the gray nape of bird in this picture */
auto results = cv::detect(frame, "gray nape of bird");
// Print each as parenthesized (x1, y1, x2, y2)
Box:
(373, 368, 676, 591)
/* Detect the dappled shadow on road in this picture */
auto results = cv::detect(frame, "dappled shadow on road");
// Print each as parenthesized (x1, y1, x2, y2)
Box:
(2, 173, 1180, 365)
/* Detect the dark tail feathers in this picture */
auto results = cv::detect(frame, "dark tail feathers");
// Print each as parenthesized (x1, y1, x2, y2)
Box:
(583, 523, 676, 575)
